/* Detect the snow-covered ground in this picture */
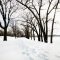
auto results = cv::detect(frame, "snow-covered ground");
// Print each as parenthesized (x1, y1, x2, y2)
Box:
(0, 36, 60, 60)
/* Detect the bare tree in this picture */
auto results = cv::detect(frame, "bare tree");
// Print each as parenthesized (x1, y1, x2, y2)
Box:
(9, 20, 16, 38)
(50, 0, 59, 43)
(0, 0, 18, 41)
(20, 13, 30, 39)
(20, 11, 37, 40)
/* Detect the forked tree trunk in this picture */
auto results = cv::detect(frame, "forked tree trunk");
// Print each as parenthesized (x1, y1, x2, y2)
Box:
(4, 27, 7, 41)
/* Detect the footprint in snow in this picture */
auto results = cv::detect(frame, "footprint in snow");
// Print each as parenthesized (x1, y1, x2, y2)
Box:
(29, 57, 34, 60)
(24, 45, 29, 49)
(41, 48, 44, 50)
(44, 51, 48, 54)
(30, 49, 36, 54)
(38, 53, 48, 60)
(26, 49, 29, 52)
(22, 52, 26, 55)
(22, 52, 30, 56)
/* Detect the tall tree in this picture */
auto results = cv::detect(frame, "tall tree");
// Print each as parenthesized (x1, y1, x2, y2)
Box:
(50, 0, 59, 43)
(0, 0, 18, 41)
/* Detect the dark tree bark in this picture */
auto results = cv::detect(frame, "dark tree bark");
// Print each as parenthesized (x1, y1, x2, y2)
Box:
(31, 29, 32, 40)
(38, 35, 40, 41)
(38, 28, 40, 41)
(4, 27, 7, 41)
(44, 35, 47, 43)
(41, 31, 43, 42)
(33, 30, 35, 40)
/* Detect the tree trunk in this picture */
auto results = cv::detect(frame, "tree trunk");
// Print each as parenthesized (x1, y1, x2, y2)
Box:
(15, 34, 16, 38)
(33, 30, 35, 40)
(51, 32, 53, 43)
(4, 27, 7, 41)
(38, 28, 40, 41)
(38, 35, 40, 41)
(44, 34, 47, 43)
(31, 29, 32, 40)
(50, 3, 57, 43)
(41, 31, 43, 42)
(50, 16, 54, 43)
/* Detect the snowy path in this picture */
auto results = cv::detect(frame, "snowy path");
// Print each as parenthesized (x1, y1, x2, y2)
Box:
(0, 37, 60, 60)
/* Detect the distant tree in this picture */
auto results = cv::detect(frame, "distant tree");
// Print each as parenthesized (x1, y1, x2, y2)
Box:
(9, 20, 17, 38)
(7, 30, 13, 36)
(25, 25, 29, 39)
(21, 14, 30, 39)
(33, 29, 35, 40)
(0, 29, 4, 36)
(20, 12, 36, 40)
(9, 19, 24, 37)
(11, 21, 16, 38)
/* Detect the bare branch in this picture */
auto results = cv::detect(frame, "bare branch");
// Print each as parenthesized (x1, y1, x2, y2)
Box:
(0, 22, 4, 29)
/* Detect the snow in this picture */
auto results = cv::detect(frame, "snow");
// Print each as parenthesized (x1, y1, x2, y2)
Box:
(0, 36, 60, 60)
